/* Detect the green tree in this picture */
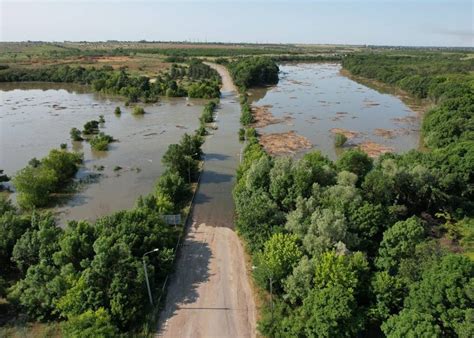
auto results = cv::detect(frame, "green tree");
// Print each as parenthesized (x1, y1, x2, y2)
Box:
(303, 208, 348, 256)
(375, 216, 425, 273)
(254, 233, 302, 291)
(269, 157, 295, 210)
(13, 166, 57, 209)
(11, 212, 62, 273)
(296, 284, 363, 337)
(154, 169, 191, 210)
(62, 308, 118, 338)
(382, 309, 442, 338)
(70, 128, 83, 141)
(132, 106, 145, 115)
(336, 149, 373, 184)
(401, 254, 474, 336)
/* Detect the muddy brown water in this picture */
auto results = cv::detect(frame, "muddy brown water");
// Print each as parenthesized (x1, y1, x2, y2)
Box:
(0, 83, 204, 224)
(249, 63, 423, 159)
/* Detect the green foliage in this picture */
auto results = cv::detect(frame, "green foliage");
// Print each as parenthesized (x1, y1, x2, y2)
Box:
(254, 233, 302, 291)
(13, 166, 57, 209)
(382, 309, 442, 338)
(114, 106, 121, 115)
(238, 128, 245, 141)
(0, 200, 30, 272)
(187, 80, 220, 99)
(376, 217, 425, 273)
(162, 133, 203, 182)
(229, 56, 279, 90)
(240, 101, 254, 126)
(11, 213, 61, 273)
(69, 128, 82, 141)
(62, 308, 118, 338)
(132, 106, 145, 115)
(90, 132, 114, 151)
(13, 149, 82, 208)
(82, 120, 99, 135)
(0, 59, 224, 101)
(342, 53, 474, 150)
(395, 254, 474, 336)
(154, 170, 191, 212)
(8, 207, 179, 332)
(336, 148, 373, 184)
(334, 133, 347, 147)
(200, 100, 217, 123)
(234, 51, 474, 337)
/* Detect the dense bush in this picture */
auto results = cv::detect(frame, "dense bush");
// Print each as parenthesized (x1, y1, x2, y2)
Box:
(89, 132, 115, 151)
(82, 120, 99, 135)
(13, 149, 82, 209)
(229, 57, 279, 91)
(132, 105, 145, 115)
(334, 133, 347, 147)
(70, 128, 83, 141)
(0, 59, 222, 101)
(234, 121, 473, 336)
(342, 52, 474, 149)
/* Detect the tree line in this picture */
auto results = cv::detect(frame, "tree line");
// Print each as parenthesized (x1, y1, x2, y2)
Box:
(0, 60, 221, 102)
(0, 99, 219, 335)
(233, 52, 473, 337)
(228, 56, 280, 91)
(342, 52, 473, 149)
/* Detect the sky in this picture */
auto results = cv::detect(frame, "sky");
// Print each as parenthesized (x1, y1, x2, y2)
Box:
(1, 0, 473, 47)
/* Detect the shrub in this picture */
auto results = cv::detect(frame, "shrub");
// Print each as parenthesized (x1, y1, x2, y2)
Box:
(334, 133, 347, 147)
(70, 128, 83, 141)
(90, 133, 114, 151)
(114, 106, 121, 115)
(238, 128, 245, 141)
(82, 120, 99, 135)
(132, 106, 145, 115)
(62, 308, 118, 338)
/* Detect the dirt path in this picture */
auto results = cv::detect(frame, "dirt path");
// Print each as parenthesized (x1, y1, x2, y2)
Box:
(204, 62, 237, 93)
(156, 67, 256, 338)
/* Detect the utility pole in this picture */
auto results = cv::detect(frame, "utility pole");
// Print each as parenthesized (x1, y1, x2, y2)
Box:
(269, 276, 274, 322)
(142, 248, 159, 306)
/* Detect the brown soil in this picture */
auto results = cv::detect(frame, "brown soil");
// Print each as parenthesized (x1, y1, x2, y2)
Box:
(259, 131, 312, 155)
(82, 56, 132, 62)
(373, 128, 398, 139)
(330, 128, 359, 139)
(358, 141, 394, 157)
(391, 115, 418, 124)
(251, 105, 283, 128)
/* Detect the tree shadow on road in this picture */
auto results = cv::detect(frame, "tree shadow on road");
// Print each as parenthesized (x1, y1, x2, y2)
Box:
(204, 153, 230, 161)
(200, 170, 233, 184)
(157, 235, 212, 333)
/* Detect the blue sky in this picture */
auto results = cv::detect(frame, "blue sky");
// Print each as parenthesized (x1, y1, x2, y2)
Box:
(1, 1, 473, 46)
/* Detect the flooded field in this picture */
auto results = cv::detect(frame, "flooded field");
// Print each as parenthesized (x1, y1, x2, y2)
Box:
(0, 83, 203, 223)
(249, 63, 422, 158)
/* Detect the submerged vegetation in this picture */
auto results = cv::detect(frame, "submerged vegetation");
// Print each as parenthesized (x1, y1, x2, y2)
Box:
(12, 149, 83, 209)
(229, 56, 279, 91)
(1, 41, 473, 336)
(234, 51, 474, 337)
(0, 59, 221, 101)
(342, 53, 474, 149)
(90, 132, 115, 151)
(1, 93, 217, 334)
(132, 105, 145, 115)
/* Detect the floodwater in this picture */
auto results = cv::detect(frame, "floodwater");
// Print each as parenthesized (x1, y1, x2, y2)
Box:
(249, 63, 422, 159)
(0, 83, 203, 223)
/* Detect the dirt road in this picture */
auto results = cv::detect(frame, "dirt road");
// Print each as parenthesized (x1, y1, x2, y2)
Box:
(204, 62, 238, 93)
(157, 65, 256, 338)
